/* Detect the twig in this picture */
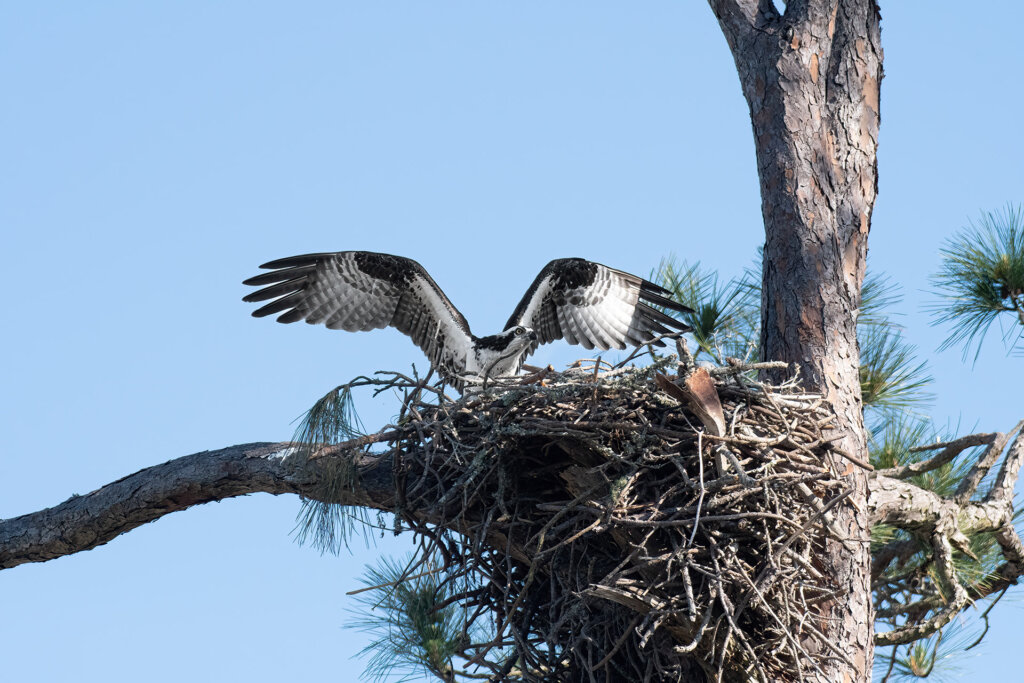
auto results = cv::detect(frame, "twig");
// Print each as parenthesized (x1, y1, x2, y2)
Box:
(965, 584, 1011, 651)
(688, 431, 706, 547)
(876, 432, 997, 479)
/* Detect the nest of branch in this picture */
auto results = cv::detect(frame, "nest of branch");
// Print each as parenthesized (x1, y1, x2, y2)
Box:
(344, 355, 854, 682)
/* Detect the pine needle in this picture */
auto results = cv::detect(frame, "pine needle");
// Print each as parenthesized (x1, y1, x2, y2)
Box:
(291, 383, 371, 554)
(930, 204, 1024, 360)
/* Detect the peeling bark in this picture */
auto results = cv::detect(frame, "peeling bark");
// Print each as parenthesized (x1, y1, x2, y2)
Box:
(709, 1, 882, 680)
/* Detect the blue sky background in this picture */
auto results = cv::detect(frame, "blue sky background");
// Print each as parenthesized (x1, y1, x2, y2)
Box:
(1, 2, 1021, 681)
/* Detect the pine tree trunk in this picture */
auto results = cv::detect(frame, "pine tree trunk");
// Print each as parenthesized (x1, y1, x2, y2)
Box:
(711, 1, 882, 680)
(1, 4, 887, 681)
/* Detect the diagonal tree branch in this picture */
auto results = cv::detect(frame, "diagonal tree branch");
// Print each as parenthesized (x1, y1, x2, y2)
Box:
(875, 432, 998, 480)
(0, 440, 399, 571)
(955, 420, 1024, 502)
(987, 429, 1024, 505)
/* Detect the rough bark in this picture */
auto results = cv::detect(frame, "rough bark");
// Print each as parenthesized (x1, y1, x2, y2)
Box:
(0, 440, 399, 571)
(708, 1, 882, 680)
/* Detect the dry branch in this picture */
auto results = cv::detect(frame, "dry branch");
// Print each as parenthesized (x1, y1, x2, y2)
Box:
(0, 439, 401, 571)
(869, 425, 1024, 647)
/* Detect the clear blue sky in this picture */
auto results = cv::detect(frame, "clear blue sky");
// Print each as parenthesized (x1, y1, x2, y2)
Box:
(1, 3, 1021, 681)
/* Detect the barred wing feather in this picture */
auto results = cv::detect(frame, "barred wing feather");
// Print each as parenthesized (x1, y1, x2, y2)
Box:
(243, 252, 474, 378)
(505, 258, 693, 355)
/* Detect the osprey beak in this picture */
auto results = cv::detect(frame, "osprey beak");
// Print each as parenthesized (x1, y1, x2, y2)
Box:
(529, 331, 538, 342)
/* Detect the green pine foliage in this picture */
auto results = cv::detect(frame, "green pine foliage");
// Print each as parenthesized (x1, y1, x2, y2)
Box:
(292, 383, 372, 554)
(293, 383, 365, 453)
(653, 256, 759, 363)
(859, 325, 932, 420)
(931, 204, 1024, 360)
(857, 275, 934, 422)
(348, 554, 490, 683)
(879, 626, 980, 683)
(653, 255, 933, 422)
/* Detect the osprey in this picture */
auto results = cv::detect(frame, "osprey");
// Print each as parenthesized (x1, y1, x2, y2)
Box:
(243, 252, 693, 389)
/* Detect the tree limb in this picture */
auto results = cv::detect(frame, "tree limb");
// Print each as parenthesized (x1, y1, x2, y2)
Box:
(707, 0, 774, 29)
(873, 530, 969, 647)
(955, 421, 1024, 502)
(0, 440, 399, 571)
(5, 412, 1024, 662)
(870, 538, 922, 578)
(988, 428, 1024, 505)
(869, 423, 1024, 645)
(874, 432, 997, 480)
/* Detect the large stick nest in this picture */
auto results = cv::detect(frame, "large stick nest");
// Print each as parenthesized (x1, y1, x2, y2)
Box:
(342, 356, 853, 682)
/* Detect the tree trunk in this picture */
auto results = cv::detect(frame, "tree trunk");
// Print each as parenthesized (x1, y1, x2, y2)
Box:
(710, 1, 882, 680)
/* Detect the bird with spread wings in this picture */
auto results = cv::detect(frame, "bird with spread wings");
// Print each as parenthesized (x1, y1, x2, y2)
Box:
(243, 252, 693, 389)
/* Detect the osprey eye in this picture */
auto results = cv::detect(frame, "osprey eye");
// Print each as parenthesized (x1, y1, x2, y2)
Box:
(515, 328, 524, 336)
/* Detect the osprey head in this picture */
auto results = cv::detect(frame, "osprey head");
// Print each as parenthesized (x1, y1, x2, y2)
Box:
(502, 325, 538, 355)
(475, 325, 537, 356)
(469, 326, 538, 382)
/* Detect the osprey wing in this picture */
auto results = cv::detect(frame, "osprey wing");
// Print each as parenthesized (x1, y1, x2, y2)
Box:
(505, 258, 693, 355)
(243, 252, 474, 378)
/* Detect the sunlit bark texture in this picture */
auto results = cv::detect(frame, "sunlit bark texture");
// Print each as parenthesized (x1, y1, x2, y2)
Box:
(710, 1, 882, 680)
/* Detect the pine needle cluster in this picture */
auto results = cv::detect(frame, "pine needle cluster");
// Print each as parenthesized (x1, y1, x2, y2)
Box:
(930, 204, 1024, 360)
